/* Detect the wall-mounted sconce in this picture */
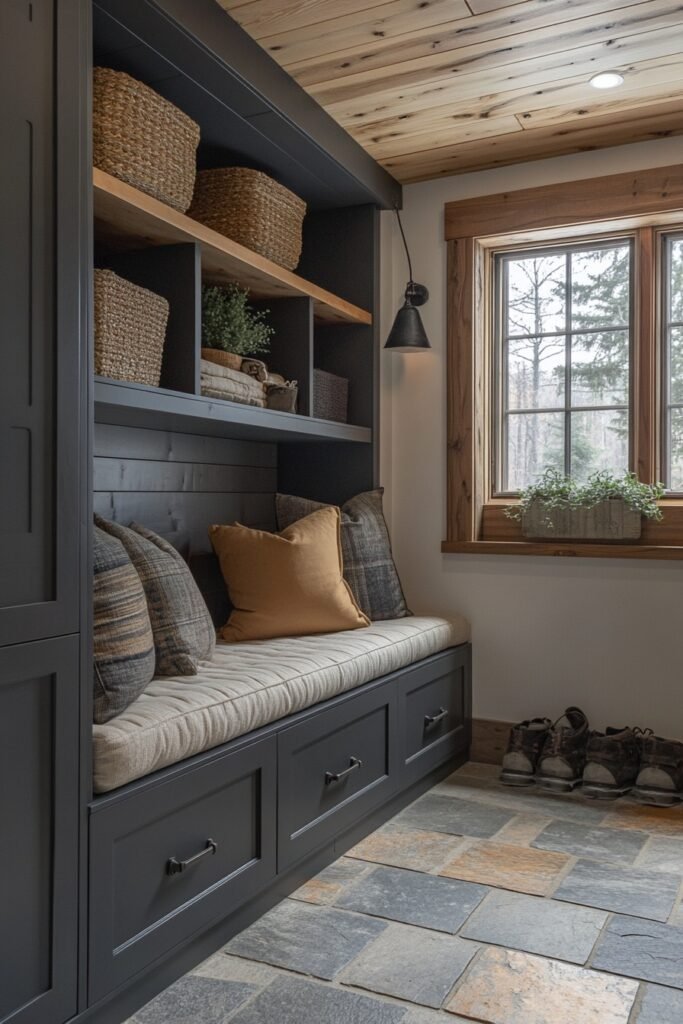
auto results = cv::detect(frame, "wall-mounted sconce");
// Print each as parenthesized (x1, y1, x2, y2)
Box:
(385, 205, 431, 352)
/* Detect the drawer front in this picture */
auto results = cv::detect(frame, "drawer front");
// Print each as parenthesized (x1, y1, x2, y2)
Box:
(400, 646, 471, 785)
(278, 683, 398, 870)
(89, 736, 277, 1002)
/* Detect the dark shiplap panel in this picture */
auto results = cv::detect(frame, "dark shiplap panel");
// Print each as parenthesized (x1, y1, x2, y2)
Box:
(93, 458, 276, 494)
(93, 423, 277, 468)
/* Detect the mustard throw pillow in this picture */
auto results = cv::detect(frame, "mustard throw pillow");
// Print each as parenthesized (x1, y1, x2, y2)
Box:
(209, 507, 370, 642)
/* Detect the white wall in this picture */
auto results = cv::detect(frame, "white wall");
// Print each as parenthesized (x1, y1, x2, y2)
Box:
(381, 137, 683, 737)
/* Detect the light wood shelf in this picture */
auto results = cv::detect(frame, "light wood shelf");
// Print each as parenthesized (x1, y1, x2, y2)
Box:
(93, 168, 373, 326)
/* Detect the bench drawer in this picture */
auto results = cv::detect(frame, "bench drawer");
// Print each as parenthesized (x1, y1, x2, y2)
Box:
(278, 683, 398, 870)
(399, 646, 471, 785)
(88, 736, 276, 1001)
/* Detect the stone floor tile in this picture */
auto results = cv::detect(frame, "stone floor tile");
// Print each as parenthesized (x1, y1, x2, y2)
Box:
(347, 827, 465, 873)
(637, 836, 683, 874)
(452, 762, 500, 780)
(554, 858, 680, 922)
(435, 775, 610, 824)
(492, 813, 552, 846)
(634, 982, 683, 1023)
(336, 865, 488, 933)
(135, 976, 256, 1024)
(670, 903, 683, 926)
(439, 840, 570, 896)
(445, 947, 638, 1024)
(393, 794, 514, 838)
(341, 922, 477, 1008)
(460, 889, 607, 964)
(290, 857, 372, 905)
(592, 915, 683, 989)
(402, 1009, 468, 1024)
(225, 900, 386, 980)
(532, 819, 648, 866)
(194, 953, 278, 987)
(604, 803, 683, 837)
(229, 976, 407, 1024)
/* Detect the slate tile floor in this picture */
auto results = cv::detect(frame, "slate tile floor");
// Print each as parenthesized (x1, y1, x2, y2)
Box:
(126, 763, 683, 1024)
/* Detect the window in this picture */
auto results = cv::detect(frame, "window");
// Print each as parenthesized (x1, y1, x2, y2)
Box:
(663, 234, 683, 491)
(495, 240, 633, 493)
(443, 163, 683, 557)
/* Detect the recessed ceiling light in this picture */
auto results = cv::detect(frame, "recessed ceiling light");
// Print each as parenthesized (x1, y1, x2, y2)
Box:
(589, 71, 624, 90)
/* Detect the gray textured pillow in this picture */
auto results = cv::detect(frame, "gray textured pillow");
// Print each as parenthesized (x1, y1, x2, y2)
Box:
(93, 526, 155, 723)
(276, 489, 411, 622)
(95, 516, 216, 675)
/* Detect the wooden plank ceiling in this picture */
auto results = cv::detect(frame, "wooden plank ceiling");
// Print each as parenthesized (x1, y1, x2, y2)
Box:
(216, 0, 683, 182)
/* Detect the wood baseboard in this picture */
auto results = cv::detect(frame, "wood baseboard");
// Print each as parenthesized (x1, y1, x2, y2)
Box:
(471, 718, 513, 765)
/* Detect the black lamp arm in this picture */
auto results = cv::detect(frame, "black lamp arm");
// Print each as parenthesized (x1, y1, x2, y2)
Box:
(394, 203, 415, 287)
(394, 204, 428, 307)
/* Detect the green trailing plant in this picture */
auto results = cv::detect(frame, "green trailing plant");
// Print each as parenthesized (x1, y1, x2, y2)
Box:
(202, 283, 273, 357)
(505, 468, 665, 525)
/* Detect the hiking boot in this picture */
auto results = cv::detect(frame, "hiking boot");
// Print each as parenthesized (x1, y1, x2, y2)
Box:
(632, 733, 683, 807)
(535, 707, 589, 793)
(582, 727, 641, 799)
(500, 717, 552, 786)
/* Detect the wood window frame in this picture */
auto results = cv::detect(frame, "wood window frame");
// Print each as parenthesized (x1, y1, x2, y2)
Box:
(443, 163, 683, 559)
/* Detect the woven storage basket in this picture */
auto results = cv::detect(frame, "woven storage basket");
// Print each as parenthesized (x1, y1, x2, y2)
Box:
(94, 269, 169, 387)
(313, 368, 348, 423)
(201, 348, 243, 372)
(93, 67, 200, 212)
(189, 167, 306, 270)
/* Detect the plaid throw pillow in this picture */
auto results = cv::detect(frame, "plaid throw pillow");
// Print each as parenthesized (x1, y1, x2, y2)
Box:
(95, 516, 216, 675)
(276, 489, 411, 622)
(93, 526, 155, 723)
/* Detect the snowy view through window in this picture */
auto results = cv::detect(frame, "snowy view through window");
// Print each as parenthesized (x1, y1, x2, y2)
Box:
(666, 237, 683, 490)
(497, 241, 632, 493)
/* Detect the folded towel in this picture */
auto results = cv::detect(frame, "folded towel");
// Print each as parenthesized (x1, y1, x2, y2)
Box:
(201, 385, 266, 407)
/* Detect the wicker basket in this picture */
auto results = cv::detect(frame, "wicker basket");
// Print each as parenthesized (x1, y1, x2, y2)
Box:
(93, 67, 200, 212)
(313, 369, 348, 423)
(201, 348, 243, 372)
(189, 167, 306, 270)
(94, 269, 169, 387)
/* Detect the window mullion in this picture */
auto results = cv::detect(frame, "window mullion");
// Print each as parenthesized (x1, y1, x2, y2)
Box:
(564, 250, 572, 476)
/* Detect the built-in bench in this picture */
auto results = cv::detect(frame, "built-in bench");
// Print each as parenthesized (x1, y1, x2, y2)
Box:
(88, 617, 471, 1002)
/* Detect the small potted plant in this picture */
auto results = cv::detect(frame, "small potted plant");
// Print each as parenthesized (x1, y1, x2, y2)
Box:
(506, 468, 664, 541)
(201, 283, 273, 371)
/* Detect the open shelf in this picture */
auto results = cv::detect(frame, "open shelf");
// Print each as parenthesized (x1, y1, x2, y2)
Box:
(93, 169, 373, 327)
(94, 378, 373, 444)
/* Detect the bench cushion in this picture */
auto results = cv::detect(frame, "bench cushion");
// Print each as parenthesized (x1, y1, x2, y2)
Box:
(93, 615, 469, 793)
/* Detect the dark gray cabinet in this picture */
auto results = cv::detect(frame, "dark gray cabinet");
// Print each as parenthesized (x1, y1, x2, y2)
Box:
(0, 0, 84, 648)
(0, 636, 80, 1024)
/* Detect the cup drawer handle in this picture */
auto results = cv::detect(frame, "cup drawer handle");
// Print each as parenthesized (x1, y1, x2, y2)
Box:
(325, 756, 363, 785)
(424, 707, 448, 728)
(166, 838, 218, 876)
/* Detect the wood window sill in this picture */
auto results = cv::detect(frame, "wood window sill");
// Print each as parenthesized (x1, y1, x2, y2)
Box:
(441, 540, 683, 559)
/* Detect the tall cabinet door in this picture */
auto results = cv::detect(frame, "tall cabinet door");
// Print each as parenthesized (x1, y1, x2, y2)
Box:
(0, 0, 83, 647)
(0, 636, 79, 1024)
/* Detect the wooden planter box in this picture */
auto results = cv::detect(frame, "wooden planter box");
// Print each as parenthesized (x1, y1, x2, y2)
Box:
(522, 498, 642, 541)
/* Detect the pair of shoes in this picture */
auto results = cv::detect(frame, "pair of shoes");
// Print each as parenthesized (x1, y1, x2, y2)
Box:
(500, 707, 588, 793)
(501, 713, 683, 804)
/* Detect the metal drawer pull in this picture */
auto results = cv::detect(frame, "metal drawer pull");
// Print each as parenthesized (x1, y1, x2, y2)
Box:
(424, 707, 448, 727)
(325, 756, 363, 785)
(166, 838, 218, 876)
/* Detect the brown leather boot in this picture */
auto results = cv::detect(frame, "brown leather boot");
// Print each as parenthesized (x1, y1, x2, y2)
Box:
(500, 717, 552, 787)
(582, 727, 641, 799)
(535, 707, 589, 793)
(633, 734, 683, 806)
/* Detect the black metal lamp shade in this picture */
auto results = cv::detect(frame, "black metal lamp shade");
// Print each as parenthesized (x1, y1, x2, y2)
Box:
(385, 206, 431, 351)
(385, 298, 431, 351)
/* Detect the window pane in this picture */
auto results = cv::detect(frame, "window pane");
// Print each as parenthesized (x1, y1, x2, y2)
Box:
(507, 336, 564, 410)
(570, 409, 629, 482)
(506, 253, 565, 337)
(505, 412, 564, 491)
(571, 245, 630, 330)
(669, 408, 683, 490)
(571, 330, 629, 406)
(670, 239, 683, 323)
(669, 326, 683, 404)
